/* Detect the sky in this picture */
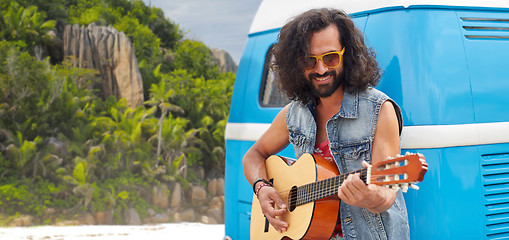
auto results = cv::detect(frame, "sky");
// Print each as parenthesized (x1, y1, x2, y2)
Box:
(142, 0, 262, 64)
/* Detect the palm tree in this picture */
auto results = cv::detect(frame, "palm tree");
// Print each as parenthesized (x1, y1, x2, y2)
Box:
(144, 75, 183, 165)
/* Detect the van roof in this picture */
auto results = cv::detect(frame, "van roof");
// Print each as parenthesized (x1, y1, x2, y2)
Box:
(249, 0, 509, 34)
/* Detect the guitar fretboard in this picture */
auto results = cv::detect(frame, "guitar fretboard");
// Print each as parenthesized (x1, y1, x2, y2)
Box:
(294, 168, 369, 206)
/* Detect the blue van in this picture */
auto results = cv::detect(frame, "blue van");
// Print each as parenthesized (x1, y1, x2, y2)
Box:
(225, 1, 509, 239)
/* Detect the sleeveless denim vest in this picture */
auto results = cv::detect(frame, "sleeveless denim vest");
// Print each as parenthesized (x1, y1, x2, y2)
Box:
(286, 87, 410, 240)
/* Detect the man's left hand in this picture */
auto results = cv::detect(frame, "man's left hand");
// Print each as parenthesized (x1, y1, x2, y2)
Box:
(337, 161, 396, 213)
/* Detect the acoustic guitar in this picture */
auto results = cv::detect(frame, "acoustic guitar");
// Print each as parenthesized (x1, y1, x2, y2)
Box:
(250, 153, 427, 240)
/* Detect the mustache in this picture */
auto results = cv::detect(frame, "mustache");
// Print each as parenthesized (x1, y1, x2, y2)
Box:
(308, 70, 336, 80)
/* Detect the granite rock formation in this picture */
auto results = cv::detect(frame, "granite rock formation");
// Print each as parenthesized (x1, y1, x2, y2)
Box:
(211, 48, 237, 73)
(62, 23, 144, 108)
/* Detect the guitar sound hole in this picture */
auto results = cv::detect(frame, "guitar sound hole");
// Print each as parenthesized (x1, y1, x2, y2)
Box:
(288, 186, 298, 212)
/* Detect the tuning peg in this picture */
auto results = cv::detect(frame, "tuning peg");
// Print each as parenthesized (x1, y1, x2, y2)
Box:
(398, 183, 408, 193)
(410, 184, 420, 190)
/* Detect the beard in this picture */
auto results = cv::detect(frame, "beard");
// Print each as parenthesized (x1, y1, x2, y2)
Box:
(307, 70, 344, 98)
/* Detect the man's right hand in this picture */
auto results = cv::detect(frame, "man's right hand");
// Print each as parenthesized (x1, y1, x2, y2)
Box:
(257, 185, 289, 233)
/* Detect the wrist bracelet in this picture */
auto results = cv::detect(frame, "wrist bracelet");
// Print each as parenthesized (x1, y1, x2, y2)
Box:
(252, 178, 272, 193)
(255, 183, 271, 198)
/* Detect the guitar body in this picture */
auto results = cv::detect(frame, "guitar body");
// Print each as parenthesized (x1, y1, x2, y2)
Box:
(250, 153, 340, 240)
(250, 152, 428, 239)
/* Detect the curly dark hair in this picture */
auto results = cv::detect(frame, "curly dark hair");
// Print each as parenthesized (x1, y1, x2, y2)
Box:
(272, 8, 381, 104)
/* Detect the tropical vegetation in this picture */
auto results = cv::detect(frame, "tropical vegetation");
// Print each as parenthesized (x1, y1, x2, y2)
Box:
(0, 0, 235, 224)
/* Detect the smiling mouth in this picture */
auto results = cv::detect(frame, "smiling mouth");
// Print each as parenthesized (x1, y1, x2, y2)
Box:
(314, 75, 331, 82)
(309, 71, 335, 84)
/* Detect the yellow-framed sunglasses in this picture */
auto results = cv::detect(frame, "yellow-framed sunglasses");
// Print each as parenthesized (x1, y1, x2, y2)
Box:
(300, 48, 345, 71)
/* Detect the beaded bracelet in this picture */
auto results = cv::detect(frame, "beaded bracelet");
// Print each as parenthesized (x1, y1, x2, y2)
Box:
(255, 182, 271, 198)
(252, 178, 272, 193)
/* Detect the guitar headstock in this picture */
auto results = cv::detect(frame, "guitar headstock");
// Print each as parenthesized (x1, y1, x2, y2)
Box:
(370, 152, 427, 192)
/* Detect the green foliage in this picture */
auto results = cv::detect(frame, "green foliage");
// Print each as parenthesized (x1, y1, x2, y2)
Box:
(114, 15, 160, 64)
(16, 0, 68, 20)
(0, 41, 99, 140)
(0, 1, 56, 52)
(0, 183, 37, 215)
(68, 5, 107, 26)
(0, 179, 73, 216)
(0, 0, 234, 224)
(160, 68, 234, 174)
(146, 7, 182, 49)
(90, 173, 154, 219)
(172, 40, 221, 79)
(106, 0, 183, 49)
(4, 133, 43, 180)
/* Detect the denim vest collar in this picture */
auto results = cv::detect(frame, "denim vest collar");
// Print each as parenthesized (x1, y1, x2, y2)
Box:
(338, 90, 358, 119)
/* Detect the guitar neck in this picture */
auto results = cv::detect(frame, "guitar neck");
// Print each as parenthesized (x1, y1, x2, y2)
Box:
(295, 167, 370, 206)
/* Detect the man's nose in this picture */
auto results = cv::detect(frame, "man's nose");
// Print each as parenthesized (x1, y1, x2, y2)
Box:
(314, 59, 329, 74)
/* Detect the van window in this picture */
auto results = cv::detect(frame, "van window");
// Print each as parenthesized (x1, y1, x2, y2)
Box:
(259, 46, 290, 107)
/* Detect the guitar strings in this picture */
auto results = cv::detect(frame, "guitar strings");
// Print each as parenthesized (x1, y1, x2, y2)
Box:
(273, 168, 369, 204)
(271, 168, 403, 206)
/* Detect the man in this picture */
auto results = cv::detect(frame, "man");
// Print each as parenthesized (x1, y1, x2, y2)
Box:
(243, 8, 410, 240)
